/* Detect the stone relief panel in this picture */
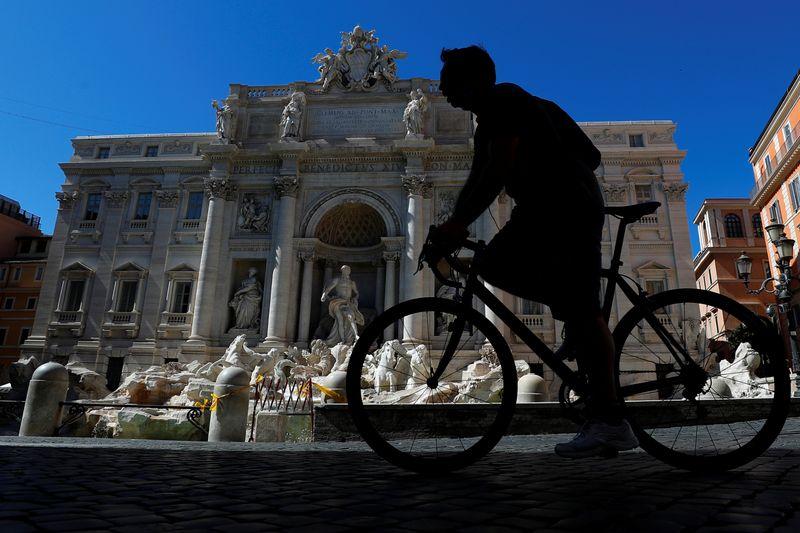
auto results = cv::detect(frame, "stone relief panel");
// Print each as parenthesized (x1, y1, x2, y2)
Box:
(247, 113, 281, 138)
(236, 192, 272, 234)
(591, 129, 624, 145)
(435, 109, 470, 135)
(648, 128, 676, 144)
(435, 187, 475, 236)
(161, 141, 193, 155)
(113, 142, 142, 156)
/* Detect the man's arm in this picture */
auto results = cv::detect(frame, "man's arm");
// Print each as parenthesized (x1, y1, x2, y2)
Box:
(448, 135, 519, 228)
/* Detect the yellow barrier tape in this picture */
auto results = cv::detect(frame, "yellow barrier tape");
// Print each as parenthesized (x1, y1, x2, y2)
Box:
(312, 382, 346, 403)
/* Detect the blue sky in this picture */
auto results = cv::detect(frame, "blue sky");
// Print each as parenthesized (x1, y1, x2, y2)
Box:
(1, 0, 798, 254)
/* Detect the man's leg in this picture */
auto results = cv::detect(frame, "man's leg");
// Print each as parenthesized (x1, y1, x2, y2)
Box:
(570, 311, 620, 421)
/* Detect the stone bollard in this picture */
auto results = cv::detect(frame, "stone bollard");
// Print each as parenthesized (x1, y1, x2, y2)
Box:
(19, 362, 70, 437)
(516, 373, 546, 403)
(208, 366, 250, 442)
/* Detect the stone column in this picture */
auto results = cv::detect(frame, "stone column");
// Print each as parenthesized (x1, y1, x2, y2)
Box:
(187, 177, 234, 345)
(139, 188, 180, 341)
(400, 175, 431, 342)
(23, 190, 79, 357)
(383, 251, 400, 341)
(84, 186, 129, 340)
(264, 176, 299, 346)
(663, 182, 694, 293)
(374, 261, 385, 315)
(296, 249, 316, 346)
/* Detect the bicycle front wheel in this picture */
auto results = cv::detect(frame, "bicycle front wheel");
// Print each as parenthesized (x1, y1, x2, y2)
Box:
(613, 288, 789, 471)
(347, 297, 517, 473)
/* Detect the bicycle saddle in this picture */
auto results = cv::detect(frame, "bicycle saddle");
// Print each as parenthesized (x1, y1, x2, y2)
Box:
(604, 201, 661, 221)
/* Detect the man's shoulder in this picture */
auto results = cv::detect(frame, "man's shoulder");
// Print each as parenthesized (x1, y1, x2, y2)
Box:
(492, 82, 538, 103)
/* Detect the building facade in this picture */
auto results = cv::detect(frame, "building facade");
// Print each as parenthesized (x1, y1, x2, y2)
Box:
(23, 28, 696, 397)
(693, 198, 772, 340)
(749, 69, 800, 360)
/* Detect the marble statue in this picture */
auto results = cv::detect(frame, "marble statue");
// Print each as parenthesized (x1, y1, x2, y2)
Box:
(212, 99, 235, 143)
(320, 265, 364, 346)
(716, 341, 771, 398)
(238, 195, 271, 233)
(279, 91, 306, 141)
(229, 268, 262, 330)
(406, 344, 430, 389)
(311, 25, 407, 92)
(403, 88, 428, 138)
(374, 340, 408, 393)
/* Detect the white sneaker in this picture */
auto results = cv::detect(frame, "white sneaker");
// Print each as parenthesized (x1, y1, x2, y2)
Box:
(554, 419, 639, 459)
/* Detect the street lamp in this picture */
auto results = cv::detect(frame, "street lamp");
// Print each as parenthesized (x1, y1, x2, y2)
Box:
(765, 219, 785, 244)
(736, 251, 753, 281)
(776, 234, 796, 263)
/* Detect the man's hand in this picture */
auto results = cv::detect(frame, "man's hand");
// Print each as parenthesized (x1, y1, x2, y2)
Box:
(434, 219, 469, 253)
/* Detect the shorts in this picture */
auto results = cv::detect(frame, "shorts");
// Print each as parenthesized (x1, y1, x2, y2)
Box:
(477, 206, 603, 322)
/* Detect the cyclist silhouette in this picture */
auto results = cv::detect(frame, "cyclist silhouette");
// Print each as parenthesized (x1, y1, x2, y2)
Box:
(435, 46, 638, 458)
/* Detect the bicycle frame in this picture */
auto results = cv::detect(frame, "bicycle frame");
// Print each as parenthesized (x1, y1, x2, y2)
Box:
(428, 210, 700, 398)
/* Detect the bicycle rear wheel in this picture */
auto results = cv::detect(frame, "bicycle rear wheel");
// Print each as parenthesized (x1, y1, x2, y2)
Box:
(347, 297, 517, 473)
(613, 288, 789, 471)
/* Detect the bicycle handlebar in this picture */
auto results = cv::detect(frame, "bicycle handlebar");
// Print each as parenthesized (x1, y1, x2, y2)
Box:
(420, 225, 483, 288)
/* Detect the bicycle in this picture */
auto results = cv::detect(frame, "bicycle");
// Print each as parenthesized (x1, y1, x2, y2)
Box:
(346, 201, 790, 473)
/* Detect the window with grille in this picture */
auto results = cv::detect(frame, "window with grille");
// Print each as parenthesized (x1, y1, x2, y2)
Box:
(724, 214, 743, 238)
(134, 192, 152, 220)
(171, 281, 193, 313)
(145, 145, 159, 157)
(97, 147, 110, 159)
(84, 193, 101, 220)
(752, 213, 763, 238)
(629, 134, 644, 147)
(185, 191, 204, 219)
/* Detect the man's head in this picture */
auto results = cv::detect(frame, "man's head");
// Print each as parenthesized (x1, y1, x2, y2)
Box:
(340, 265, 351, 277)
(439, 45, 496, 113)
(248, 267, 257, 277)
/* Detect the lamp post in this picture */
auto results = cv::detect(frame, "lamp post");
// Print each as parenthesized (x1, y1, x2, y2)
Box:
(736, 219, 800, 395)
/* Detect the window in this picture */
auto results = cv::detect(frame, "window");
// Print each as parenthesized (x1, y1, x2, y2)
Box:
(97, 146, 110, 159)
(645, 280, 665, 295)
(785, 123, 794, 146)
(145, 145, 159, 157)
(753, 213, 763, 238)
(635, 184, 653, 203)
(724, 214, 744, 238)
(3, 297, 14, 310)
(185, 191, 204, 220)
(770, 201, 783, 224)
(26, 297, 37, 310)
(133, 192, 153, 220)
(19, 328, 30, 345)
(84, 193, 102, 220)
(12, 268, 21, 281)
(0, 267, 5, 280)
(115, 280, 138, 312)
(171, 281, 193, 313)
(521, 299, 544, 314)
(34, 239, 47, 253)
(764, 155, 773, 175)
(64, 279, 86, 312)
(0, 329, 5, 345)
(35, 266, 44, 281)
(790, 179, 800, 212)
(629, 134, 644, 147)
(764, 261, 772, 279)
(19, 240, 31, 253)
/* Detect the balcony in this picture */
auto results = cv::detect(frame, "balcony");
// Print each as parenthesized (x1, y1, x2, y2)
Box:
(157, 312, 193, 339)
(0, 199, 40, 229)
(102, 311, 140, 338)
(48, 310, 85, 337)
(750, 121, 800, 202)
(515, 314, 555, 344)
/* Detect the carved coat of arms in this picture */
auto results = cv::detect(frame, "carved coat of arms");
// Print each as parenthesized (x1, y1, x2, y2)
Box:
(312, 25, 407, 92)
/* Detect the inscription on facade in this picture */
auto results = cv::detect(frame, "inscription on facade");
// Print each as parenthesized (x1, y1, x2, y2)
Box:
(300, 160, 404, 173)
(307, 105, 405, 136)
(425, 160, 472, 172)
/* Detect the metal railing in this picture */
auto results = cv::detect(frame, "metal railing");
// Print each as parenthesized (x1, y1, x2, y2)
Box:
(0, 199, 40, 229)
(58, 401, 208, 435)
(751, 121, 800, 201)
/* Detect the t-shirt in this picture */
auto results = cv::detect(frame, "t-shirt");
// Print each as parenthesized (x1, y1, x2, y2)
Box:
(475, 83, 604, 218)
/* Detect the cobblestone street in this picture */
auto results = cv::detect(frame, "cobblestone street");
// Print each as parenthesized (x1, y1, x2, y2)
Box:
(2, 420, 800, 532)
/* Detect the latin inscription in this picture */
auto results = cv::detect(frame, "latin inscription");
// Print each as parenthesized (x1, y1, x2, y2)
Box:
(307, 105, 405, 136)
(426, 160, 472, 171)
(300, 161, 405, 173)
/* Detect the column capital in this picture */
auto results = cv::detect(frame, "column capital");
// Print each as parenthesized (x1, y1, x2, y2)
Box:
(662, 182, 688, 202)
(401, 174, 432, 198)
(382, 251, 401, 262)
(601, 182, 628, 204)
(155, 189, 181, 208)
(297, 249, 316, 262)
(103, 190, 129, 208)
(204, 177, 236, 200)
(55, 191, 79, 210)
(274, 176, 300, 198)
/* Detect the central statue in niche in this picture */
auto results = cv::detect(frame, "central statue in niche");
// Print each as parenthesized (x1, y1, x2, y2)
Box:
(229, 267, 263, 330)
(320, 265, 364, 345)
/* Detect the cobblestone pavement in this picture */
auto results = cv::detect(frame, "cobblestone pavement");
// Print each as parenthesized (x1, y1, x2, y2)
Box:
(2, 420, 800, 532)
